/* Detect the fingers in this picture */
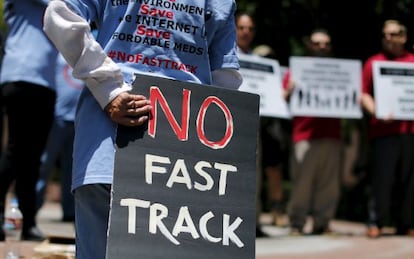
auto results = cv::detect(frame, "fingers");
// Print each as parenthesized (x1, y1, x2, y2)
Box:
(105, 92, 152, 127)
(117, 114, 150, 126)
(126, 100, 151, 117)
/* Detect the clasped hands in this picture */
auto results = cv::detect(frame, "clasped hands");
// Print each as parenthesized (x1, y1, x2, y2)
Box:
(104, 92, 152, 126)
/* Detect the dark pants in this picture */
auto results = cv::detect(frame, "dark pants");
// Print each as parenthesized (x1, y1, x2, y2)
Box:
(36, 118, 75, 219)
(0, 81, 55, 230)
(368, 134, 414, 232)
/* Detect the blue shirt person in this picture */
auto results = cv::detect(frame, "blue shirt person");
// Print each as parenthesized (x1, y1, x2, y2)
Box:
(43, 0, 242, 258)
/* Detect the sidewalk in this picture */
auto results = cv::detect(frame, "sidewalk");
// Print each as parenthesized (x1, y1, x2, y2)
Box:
(256, 214, 414, 259)
(2, 200, 414, 258)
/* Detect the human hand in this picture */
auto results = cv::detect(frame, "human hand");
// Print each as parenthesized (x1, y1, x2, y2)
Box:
(381, 112, 394, 123)
(283, 80, 296, 100)
(104, 92, 152, 126)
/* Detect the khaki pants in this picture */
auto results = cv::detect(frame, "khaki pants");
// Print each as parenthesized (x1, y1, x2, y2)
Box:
(288, 139, 342, 230)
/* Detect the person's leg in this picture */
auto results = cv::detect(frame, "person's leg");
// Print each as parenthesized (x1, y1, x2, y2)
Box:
(288, 140, 315, 233)
(0, 84, 19, 240)
(13, 83, 55, 239)
(261, 119, 286, 226)
(36, 118, 64, 211)
(60, 121, 75, 221)
(394, 134, 414, 234)
(367, 136, 399, 237)
(255, 132, 266, 237)
(312, 139, 342, 233)
(74, 184, 111, 259)
(0, 82, 55, 240)
(266, 164, 285, 221)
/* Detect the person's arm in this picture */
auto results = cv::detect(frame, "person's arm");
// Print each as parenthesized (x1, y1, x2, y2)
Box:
(283, 80, 295, 101)
(43, 0, 128, 109)
(281, 70, 294, 101)
(359, 93, 375, 116)
(211, 69, 242, 89)
(43, 0, 151, 126)
(207, 1, 242, 89)
(360, 59, 393, 122)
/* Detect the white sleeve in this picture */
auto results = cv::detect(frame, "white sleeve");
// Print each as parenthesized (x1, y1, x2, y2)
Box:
(43, 0, 131, 109)
(211, 69, 243, 90)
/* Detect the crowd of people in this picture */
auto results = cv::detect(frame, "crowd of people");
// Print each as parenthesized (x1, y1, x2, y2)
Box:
(0, 1, 412, 258)
(236, 12, 414, 239)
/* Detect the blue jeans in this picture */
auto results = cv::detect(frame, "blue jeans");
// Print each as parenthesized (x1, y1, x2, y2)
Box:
(74, 184, 111, 259)
(36, 118, 75, 219)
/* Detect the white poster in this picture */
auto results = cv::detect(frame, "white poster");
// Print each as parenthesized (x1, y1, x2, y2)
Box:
(373, 61, 414, 120)
(238, 53, 290, 118)
(289, 56, 362, 118)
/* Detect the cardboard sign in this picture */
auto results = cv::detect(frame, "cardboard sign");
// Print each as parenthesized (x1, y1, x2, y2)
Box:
(106, 74, 260, 259)
(238, 53, 290, 119)
(373, 61, 414, 120)
(289, 56, 362, 118)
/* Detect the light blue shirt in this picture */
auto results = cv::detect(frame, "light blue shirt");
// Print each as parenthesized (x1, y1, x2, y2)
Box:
(67, 0, 240, 190)
(0, 0, 58, 89)
(54, 54, 83, 121)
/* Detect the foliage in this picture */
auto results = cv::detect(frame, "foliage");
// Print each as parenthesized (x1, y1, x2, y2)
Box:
(0, 0, 5, 34)
(236, 0, 414, 65)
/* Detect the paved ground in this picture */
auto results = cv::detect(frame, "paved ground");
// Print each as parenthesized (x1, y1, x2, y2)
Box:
(256, 215, 414, 259)
(1, 198, 414, 258)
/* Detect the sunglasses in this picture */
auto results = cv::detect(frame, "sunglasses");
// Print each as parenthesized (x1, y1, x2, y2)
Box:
(237, 26, 255, 32)
(311, 41, 331, 47)
(382, 31, 402, 38)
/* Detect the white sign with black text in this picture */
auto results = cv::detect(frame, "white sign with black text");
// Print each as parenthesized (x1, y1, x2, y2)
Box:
(289, 56, 362, 118)
(373, 61, 414, 120)
(238, 53, 290, 118)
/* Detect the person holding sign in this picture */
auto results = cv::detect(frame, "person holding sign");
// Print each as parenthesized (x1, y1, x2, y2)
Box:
(0, 0, 59, 241)
(360, 19, 414, 239)
(236, 12, 287, 236)
(283, 28, 343, 235)
(253, 45, 289, 228)
(43, 1, 242, 258)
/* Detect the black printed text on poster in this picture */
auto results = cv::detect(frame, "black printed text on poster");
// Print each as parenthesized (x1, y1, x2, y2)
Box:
(373, 61, 414, 120)
(106, 74, 259, 259)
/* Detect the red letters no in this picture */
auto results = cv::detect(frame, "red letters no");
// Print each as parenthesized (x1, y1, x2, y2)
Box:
(148, 87, 190, 141)
(148, 87, 233, 149)
(197, 96, 233, 149)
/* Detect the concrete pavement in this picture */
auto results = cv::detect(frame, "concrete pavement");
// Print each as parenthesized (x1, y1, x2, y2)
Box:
(1, 201, 414, 258)
(256, 214, 414, 259)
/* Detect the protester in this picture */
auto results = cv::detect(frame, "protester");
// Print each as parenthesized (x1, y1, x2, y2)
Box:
(236, 12, 256, 54)
(36, 53, 84, 223)
(236, 12, 277, 237)
(253, 44, 289, 228)
(43, 1, 242, 258)
(360, 19, 414, 238)
(283, 28, 343, 235)
(0, 0, 58, 241)
(0, 31, 4, 157)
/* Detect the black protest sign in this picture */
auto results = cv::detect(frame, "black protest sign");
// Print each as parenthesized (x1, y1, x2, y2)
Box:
(106, 74, 259, 259)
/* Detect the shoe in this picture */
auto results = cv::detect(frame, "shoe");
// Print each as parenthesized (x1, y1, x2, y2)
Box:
(396, 227, 414, 237)
(22, 226, 46, 241)
(256, 227, 268, 238)
(62, 215, 75, 222)
(289, 227, 303, 236)
(0, 214, 4, 241)
(272, 210, 289, 227)
(407, 229, 414, 237)
(367, 225, 381, 239)
(0, 227, 4, 241)
(312, 226, 333, 235)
